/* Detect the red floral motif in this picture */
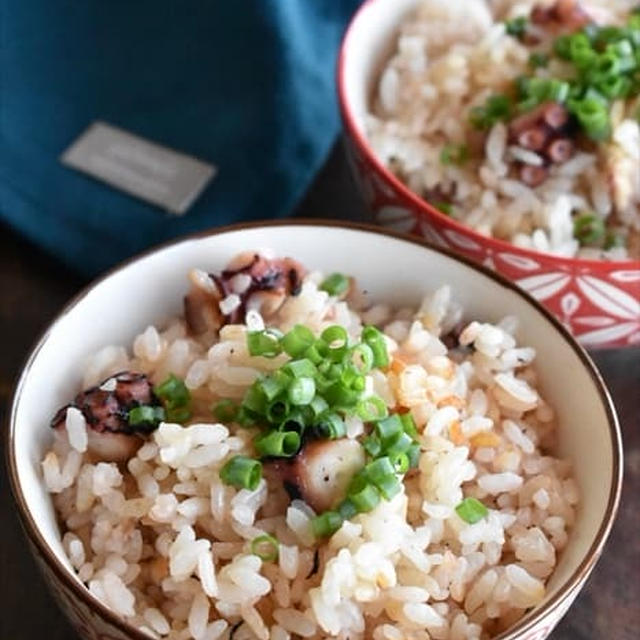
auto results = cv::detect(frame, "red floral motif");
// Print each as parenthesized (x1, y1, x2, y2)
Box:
(346, 140, 640, 349)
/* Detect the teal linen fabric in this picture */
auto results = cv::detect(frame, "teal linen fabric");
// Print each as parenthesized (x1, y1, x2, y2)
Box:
(0, 0, 360, 274)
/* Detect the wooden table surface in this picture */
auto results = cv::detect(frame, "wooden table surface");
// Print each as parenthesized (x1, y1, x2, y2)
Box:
(0, 142, 638, 639)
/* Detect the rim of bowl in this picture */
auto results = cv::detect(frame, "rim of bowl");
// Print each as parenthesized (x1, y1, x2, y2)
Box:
(6, 219, 623, 640)
(336, 0, 640, 270)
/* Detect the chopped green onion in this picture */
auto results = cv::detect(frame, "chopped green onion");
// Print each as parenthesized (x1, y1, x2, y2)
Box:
(247, 329, 283, 358)
(386, 431, 414, 456)
(361, 325, 389, 368)
(389, 451, 410, 474)
(154, 374, 190, 410)
(254, 430, 301, 458)
(439, 143, 469, 166)
(356, 395, 389, 422)
(323, 382, 360, 408)
(321, 325, 349, 362)
(350, 343, 374, 374)
(265, 398, 291, 424)
(311, 511, 343, 538)
(250, 534, 279, 562)
(407, 442, 421, 469)
(337, 498, 358, 520)
(469, 94, 512, 130)
(303, 342, 325, 365)
(574, 213, 606, 245)
(362, 435, 382, 458)
(374, 414, 403, 447)
(287, 377, 316, 406)
(569, 33, 596, 70)
(528, 52, 549, 69)
(279, 412, 306, 436)
(243, 383, 268, 414)
(308, 395, 329, 418)
(363, 458, 402, 499)
(596, 74, 631, 99)
(373, 473, 402, 500)
(339, 364, 359, 387)
(314, 411, 346, 439)
(127, 405, 165, 430)
(554, 34, 572, 60)
(258, 375, 288, 401)
(364, 456, 395, 482)
(281, 325, 316, 358)
(320, 273, 350, 297)
(570, 98, 610, 140)
(212, 399, 238, 422)
(455, 497, 489, 524)
(348, 476, 381, 513)
(283, 358, 317, 379)
(220, 455, 262, 490)
(399, 412, 418, 440)
(504, 16, 527, 38)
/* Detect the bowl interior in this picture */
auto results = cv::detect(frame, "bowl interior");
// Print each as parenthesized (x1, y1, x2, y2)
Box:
(341, 0, 418, 139)
(10, 224, 620, 636)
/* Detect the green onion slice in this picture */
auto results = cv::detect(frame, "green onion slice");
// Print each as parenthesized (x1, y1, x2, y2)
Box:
(350, 343, 374, 374)
(314, 411, 346, 439)
(361, 325, 389, 368)
(320, 273, 350, 297)
(154, 374, 190, 410)
(399, 412, 419, 440)
(220, 455, 262, 490)
(247, 329, 283, 358)
(389, 451, 410, 474)
(356, 395, 389, 422)
(311, 511, 343, 538)
(287, 377, 316, 406)
(127, 405, 165, 429)
(254, 430, 301, 458)
(574, 212, 606, 245)
(281, 325, 316, 358)
(407, 443, 421, 469)
(250, 534, 279, 562)
(455, 497, 489, 524)
(374, 414, 403, 447)
(349, 475, 381, 513)
(505, 16, 527, 38)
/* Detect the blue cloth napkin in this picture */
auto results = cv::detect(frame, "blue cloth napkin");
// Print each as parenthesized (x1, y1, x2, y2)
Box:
(0, 0, 360, 275)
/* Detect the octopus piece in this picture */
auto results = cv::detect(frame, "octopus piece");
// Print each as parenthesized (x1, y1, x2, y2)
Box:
(183, 268, 225, 336)
(508, 103, 575, 184)
(184, 252, 306, 335)
(519, 164, 549, 187)
(547, 137, 574, 164)
(51, 371, 159, 461)
(267, 438, 365, 513)
(530, 0, 591, 32)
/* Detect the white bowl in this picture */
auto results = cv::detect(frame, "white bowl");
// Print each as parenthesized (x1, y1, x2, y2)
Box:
(6, 221, 622, 640)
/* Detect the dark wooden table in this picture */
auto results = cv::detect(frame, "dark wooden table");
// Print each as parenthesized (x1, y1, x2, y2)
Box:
(1, 142, 638, 639)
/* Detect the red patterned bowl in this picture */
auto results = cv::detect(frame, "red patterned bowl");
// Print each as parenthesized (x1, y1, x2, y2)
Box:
(337, 0, 640, 349)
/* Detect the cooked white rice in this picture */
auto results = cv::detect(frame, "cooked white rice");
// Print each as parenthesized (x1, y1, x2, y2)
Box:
(43, 255, 578, 639)
(366, 0, 640, 260)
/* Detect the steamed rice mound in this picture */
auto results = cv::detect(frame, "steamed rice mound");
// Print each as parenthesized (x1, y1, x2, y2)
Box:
(42, 254, 578, 640)
(366, 0, 640, 260)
